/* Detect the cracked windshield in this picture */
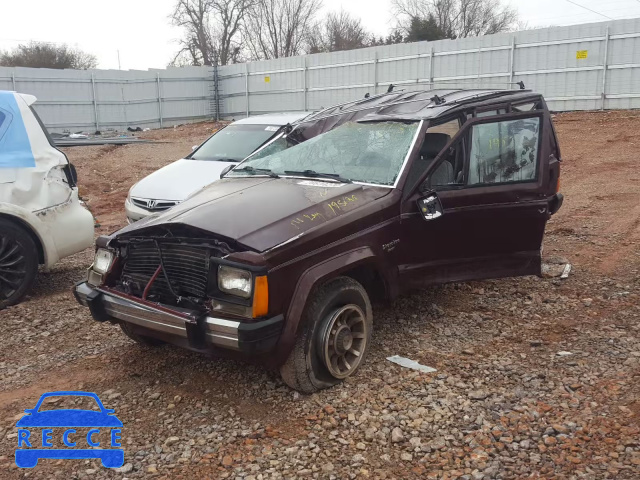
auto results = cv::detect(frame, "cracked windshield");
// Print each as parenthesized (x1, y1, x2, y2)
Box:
(230, 121, 419, 186)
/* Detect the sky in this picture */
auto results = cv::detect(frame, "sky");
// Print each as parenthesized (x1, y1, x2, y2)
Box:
(2, 0, 640, 70)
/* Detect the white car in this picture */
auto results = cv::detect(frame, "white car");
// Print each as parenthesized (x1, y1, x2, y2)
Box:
(124, 112, 310, 222)
(0, 91, 94, 308)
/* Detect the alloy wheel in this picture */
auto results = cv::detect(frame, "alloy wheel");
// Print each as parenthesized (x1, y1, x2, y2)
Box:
(320, 304, 368, 379)
(0, 234, 28, 301)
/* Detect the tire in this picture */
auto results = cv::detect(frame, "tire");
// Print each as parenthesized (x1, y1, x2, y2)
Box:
(119, 322, 165, 347)
(0, 219, 38, 309)
(280, 276, 373, 393)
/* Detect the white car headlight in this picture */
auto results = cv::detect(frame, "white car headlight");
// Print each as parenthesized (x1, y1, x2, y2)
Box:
(93, 249, 114, 274)
(218, 266, 252, 298)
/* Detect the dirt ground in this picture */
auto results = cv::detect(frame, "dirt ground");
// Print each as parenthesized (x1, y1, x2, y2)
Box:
(0, 111, 638, 479)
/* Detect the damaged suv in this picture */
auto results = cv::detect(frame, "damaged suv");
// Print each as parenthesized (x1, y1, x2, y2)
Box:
(75, 89, 563, 392)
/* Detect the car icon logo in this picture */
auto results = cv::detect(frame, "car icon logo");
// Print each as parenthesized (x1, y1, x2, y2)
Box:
(15, 391, 124, 468)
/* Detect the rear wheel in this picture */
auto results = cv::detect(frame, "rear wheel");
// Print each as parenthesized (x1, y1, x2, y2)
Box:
(280, 276, 373, 393)
(0, 219, 38, 309)
(119, 322, 165, 347)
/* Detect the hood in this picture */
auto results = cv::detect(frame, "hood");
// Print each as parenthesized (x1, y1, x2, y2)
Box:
(116, 177, 391, 252)
(129, 158, 238, 201)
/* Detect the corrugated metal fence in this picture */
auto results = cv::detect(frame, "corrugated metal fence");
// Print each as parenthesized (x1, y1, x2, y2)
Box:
(1, 18, 639, 132)
(0, 66, 214, 132)
(219, 18, 640, 117)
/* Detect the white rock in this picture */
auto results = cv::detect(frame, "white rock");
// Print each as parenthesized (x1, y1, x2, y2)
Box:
(391, 427, 404, 443)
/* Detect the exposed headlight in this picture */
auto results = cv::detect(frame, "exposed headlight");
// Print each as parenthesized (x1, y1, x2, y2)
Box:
(93, 248, 114, 274)
(218, 266, 252, 298)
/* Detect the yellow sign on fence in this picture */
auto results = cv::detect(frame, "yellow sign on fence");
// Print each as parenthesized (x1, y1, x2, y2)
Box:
(576, 50, 588, 59)
(264, 76, 271, 83)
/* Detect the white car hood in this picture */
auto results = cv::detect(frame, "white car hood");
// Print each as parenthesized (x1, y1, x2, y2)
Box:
(129, 158, 237, 201)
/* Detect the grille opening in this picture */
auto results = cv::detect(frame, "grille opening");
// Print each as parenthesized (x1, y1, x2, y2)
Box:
(121, 243, 210, 304)
(131, 197, 180, 212)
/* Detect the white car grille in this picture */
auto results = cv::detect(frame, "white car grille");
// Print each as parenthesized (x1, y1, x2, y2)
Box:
(131, 197, 180, 212)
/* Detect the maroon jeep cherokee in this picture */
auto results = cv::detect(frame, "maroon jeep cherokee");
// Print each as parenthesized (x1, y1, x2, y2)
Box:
(75, 89, 563, 392)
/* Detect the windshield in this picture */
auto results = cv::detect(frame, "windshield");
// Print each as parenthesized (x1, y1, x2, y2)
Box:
(190, 124, 280, 162)
(229, 121, 419, 186)
(247, 134, 296, 161)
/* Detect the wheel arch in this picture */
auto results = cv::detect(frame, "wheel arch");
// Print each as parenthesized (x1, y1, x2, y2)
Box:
(275, 246, 391, 365)
(0, 212, 45, 264)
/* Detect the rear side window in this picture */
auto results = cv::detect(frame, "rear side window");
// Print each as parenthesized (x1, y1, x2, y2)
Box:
(0, 108, 11, 141)
(468, 117, 540, 185)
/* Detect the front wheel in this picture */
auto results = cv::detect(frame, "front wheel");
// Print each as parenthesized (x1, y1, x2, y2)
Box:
(280, 276, 373, 393)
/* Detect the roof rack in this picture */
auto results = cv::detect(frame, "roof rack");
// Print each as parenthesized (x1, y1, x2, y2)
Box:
(298, 89, 528, 126)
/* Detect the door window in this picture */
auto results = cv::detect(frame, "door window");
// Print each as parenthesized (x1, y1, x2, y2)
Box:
(406, 119, 461, 190)
(468, 117, 540, 185)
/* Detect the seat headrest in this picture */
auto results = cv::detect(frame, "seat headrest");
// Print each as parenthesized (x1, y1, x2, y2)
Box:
(420, 133, 451, 159)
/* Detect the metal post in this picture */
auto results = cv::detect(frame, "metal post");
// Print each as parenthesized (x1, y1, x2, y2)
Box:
(213, 54, 220, 121)
(429, 46, 435, 90)
(245, 63, 250, 117)
(11, 72, 16, 91)
(303, 56, 308, 112)
(477, 45, 482, 84)
(601, 26, 610, 111)
(509, 36, 516, 88)
(91, 73, 99, 131)
(156, 73, 163, 128)
(373, 50, 378, 94)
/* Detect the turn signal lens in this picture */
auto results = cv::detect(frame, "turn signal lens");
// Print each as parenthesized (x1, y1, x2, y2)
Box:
(252, 276, 269, 318)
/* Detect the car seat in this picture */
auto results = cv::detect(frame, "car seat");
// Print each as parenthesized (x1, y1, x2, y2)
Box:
(405, 132, 451, 189)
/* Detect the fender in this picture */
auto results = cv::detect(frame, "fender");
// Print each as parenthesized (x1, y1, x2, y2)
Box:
(0, 203, 54, 266)
(274, 246, 390, 365)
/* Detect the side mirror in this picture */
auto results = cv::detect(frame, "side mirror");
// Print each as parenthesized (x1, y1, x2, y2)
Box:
(417, 194, 443, 221)
(192, 145, 199, 151)
(219, 164, 234, 179)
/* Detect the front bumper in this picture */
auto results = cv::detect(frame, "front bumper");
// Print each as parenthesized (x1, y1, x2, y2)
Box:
(74, 282, 283, 354)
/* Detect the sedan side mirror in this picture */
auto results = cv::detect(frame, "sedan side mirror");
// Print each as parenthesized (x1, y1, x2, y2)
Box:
(192, 145, 199, 151)
(417, 194, 443, 221)
(220, 164, 234, 179)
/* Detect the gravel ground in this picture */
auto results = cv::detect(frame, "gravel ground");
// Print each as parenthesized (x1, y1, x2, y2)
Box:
(0, 112, 639, 479)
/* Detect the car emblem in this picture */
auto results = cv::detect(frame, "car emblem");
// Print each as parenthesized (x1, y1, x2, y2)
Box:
(147, 200, 157, 209)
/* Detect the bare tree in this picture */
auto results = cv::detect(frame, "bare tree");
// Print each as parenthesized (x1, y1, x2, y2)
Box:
(392, 0, 518, 39)
(307, 10, 372, 53)
(171, 0, 254, 66)
(244, 0, 323, 60)
(0, 42, 97, 69)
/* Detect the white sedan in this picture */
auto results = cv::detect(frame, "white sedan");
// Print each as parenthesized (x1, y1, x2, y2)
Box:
(0, 91, 94, 307)
(124, 112, 309, 222)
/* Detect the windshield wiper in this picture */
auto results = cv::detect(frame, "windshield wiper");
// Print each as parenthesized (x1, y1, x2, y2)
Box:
(231, 166, 280, 178)
(284, 169, 352, 183)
